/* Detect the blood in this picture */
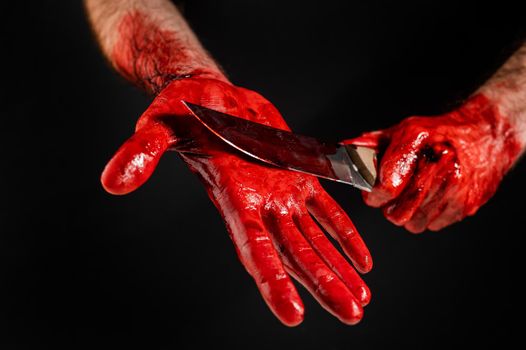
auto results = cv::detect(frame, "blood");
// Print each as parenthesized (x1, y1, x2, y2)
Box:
(112, 11, 225, 95)
(102, 7, 523, 326)
(105, 32, 373, 324)
(349, 93, 522, 233)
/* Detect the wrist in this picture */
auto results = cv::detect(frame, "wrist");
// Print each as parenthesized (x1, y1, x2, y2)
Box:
(460, 93, 524, 169)
(112, 23, 228, 95)
(99, 5, 229, 95)
(149, 67, 229, 95)
(480, 89, 526, 154)
(476, 75, 526, 152)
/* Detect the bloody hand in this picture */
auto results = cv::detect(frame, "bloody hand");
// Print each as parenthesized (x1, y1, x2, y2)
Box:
(347, 94, 522, 233)
(101, 77, 372, 326)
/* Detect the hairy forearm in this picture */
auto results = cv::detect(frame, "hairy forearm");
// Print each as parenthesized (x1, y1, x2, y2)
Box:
(84, 0, 226, 94)
(477, 42, 526, 150)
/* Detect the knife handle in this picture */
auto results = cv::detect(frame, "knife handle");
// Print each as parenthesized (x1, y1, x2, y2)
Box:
(344, 145, 377, 188)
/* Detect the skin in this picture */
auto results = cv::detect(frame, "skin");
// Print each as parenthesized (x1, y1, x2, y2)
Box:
(85, 0, 372, 326)
(345, 44, 526, 233)
(85, 0, 526, 324)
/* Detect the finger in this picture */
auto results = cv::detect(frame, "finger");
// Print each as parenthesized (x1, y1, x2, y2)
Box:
(427, 202, 464, 231)
(307, 192, 372, 273)
(101, 123, 174, 195)
(426, 182, 464, 231)
(229, 212, 304, 327)
(295, 212, 371, 306)
(404, 155, 459, 233)
(383, 145, 454, 227)
(420, 188, 463, 232)
(365, 129, 430, 207)
(341, 130, 390, 152)
(404, 189, 447, 234)
(264, 213, 364, 325)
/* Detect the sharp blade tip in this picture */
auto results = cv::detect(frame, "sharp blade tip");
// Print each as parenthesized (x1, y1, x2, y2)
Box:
(182, 100, 205, 112)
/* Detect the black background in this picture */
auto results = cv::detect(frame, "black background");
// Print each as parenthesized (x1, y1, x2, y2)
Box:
(1, 0, 525, 348)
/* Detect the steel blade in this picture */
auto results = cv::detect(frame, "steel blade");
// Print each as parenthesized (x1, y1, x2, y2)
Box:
(182, 101, 376, 191)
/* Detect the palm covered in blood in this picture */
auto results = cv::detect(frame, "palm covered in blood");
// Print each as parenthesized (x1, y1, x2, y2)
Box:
(101, 77, 372, 326)
(348, 94, 521, 233)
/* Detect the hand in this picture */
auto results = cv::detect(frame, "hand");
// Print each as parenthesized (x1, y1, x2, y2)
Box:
(101, 77, 372, 326)
(346, 94, 522, 233)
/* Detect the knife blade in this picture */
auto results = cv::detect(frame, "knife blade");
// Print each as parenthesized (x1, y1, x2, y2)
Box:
(182, 101, 377, 191)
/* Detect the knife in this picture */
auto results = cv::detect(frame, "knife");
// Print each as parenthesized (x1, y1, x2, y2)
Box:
(182, 101, 377, 192)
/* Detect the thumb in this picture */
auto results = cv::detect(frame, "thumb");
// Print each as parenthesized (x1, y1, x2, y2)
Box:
(101, 123, 174, 195)
(340, 130, 390, 152)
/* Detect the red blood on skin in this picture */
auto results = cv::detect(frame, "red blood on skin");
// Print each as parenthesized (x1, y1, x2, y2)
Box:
(347, 94, 522, 233)
(102, 11, 372, 326)
(111, 11, 227, 95)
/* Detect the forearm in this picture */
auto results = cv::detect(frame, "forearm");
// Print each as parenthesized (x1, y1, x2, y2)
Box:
(84, 0, 226, 95)
(477, 42, 526, 151)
